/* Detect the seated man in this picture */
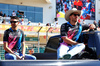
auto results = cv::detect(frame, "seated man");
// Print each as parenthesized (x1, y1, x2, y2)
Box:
(3, 16, 36, 60)
(57, 8, 95, 59)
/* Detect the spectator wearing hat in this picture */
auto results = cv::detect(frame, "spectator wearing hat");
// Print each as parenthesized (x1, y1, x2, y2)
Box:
(57, 8, 96, 59)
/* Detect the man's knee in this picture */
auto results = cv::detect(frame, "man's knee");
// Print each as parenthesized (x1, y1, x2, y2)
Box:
(5, 54, 16, 60)
(77, 43, 85, 49)
(25, 55, 36, 60)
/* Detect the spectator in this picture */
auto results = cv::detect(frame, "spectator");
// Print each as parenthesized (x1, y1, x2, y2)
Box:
(93, 20, 98, 28)
(3, 13, 6, 17)
(12, 10, 16, 16)
(55, 22, 59, 27)
(20, 19, 24, 25)
(64, 1, 68, 13)
(56, 0, 61, 12)
(73, 0, 78, 8)
(82, 0, 86, 7)
(68, 1, 72, 10)
(38, 22, 41, 26)
(54, 16, 58, 23)
(16, 10, 20, 17)
(82, 19, 86, 25)
(29, 49, 34, 55)
(60, 0, 63, 11)
(77, 0, 83, 10)
(46, 23, 51, 26)
(27, 21, 31, 26)
(19, 13, 23, 18)
(3, 16, 36, 60)
(2, 19, 6, 24)
(0, 11, 3, 16)
(54, 16, 58, 26)
(86, 0, 92, 14)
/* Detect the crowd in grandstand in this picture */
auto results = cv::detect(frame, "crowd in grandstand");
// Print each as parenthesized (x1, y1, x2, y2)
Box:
(0, 10, 25, 25)
(0, 10, 60, 27)
(56, 0, 95, 20)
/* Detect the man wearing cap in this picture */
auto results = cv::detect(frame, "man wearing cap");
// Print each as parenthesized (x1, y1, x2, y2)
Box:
(3, 16, 36, 60)
(57, 8, 95, 59)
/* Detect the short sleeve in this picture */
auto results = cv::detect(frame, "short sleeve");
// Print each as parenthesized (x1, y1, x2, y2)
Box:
(21, 30, 25, 42)
(60, 23, 68, 37)
(3, 30, 9, 42)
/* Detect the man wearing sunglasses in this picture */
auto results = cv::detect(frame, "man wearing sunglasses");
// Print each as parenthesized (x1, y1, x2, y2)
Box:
(3, 16, 36, 60)
(57, 8, 96, 59)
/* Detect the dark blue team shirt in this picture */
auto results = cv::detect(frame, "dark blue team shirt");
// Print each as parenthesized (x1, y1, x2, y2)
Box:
(3, 28, 25, 53)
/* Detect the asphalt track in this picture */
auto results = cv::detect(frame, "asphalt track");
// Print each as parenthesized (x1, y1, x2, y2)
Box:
(0, 60, 100, 66)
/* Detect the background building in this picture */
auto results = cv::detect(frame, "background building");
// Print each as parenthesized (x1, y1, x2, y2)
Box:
(0, 0, 100, 25)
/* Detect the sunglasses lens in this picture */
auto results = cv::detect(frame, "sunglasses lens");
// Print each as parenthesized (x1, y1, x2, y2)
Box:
(10, 21, 18, 23)
(78, 14, 80, 16)
(74, 14, 80, 16)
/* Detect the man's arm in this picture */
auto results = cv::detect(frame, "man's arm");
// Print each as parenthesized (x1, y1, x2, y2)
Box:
(62, 37, 78, 45)
(21, 30, 25, 59)
(82, 24, 96, 31)
(4, 42, 15, 54)
(60, 23, 79, 45)
(89, 24, 96, 30)
(22, 42, 25, 58)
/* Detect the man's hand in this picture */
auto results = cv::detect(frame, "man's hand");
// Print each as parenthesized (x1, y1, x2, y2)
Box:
(89, 24, 96, 29)
(21, 56, 25, 60)
(16, 55, 23, 60)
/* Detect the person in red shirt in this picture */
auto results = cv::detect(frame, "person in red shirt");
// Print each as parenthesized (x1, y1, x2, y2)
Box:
(73, 0, 78, 9)
(77, 0, 83, 10)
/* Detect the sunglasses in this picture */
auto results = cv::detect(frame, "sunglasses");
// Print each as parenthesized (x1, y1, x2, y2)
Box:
(73, 14, 80, 16)
(10, 21, 18, 23)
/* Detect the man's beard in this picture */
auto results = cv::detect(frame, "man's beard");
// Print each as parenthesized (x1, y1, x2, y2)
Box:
(72, 19, 77, 23)
(13, 25, 17, 28)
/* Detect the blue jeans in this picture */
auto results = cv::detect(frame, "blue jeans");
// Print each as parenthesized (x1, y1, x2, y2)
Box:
(5, 52, 36, 60)
(57, 43, 85, 59)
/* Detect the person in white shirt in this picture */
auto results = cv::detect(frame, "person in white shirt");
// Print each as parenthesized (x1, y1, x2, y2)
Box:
(27, 21, 31, 26)
(12, 11, 16, 16)
(20, 19, 24, 25)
